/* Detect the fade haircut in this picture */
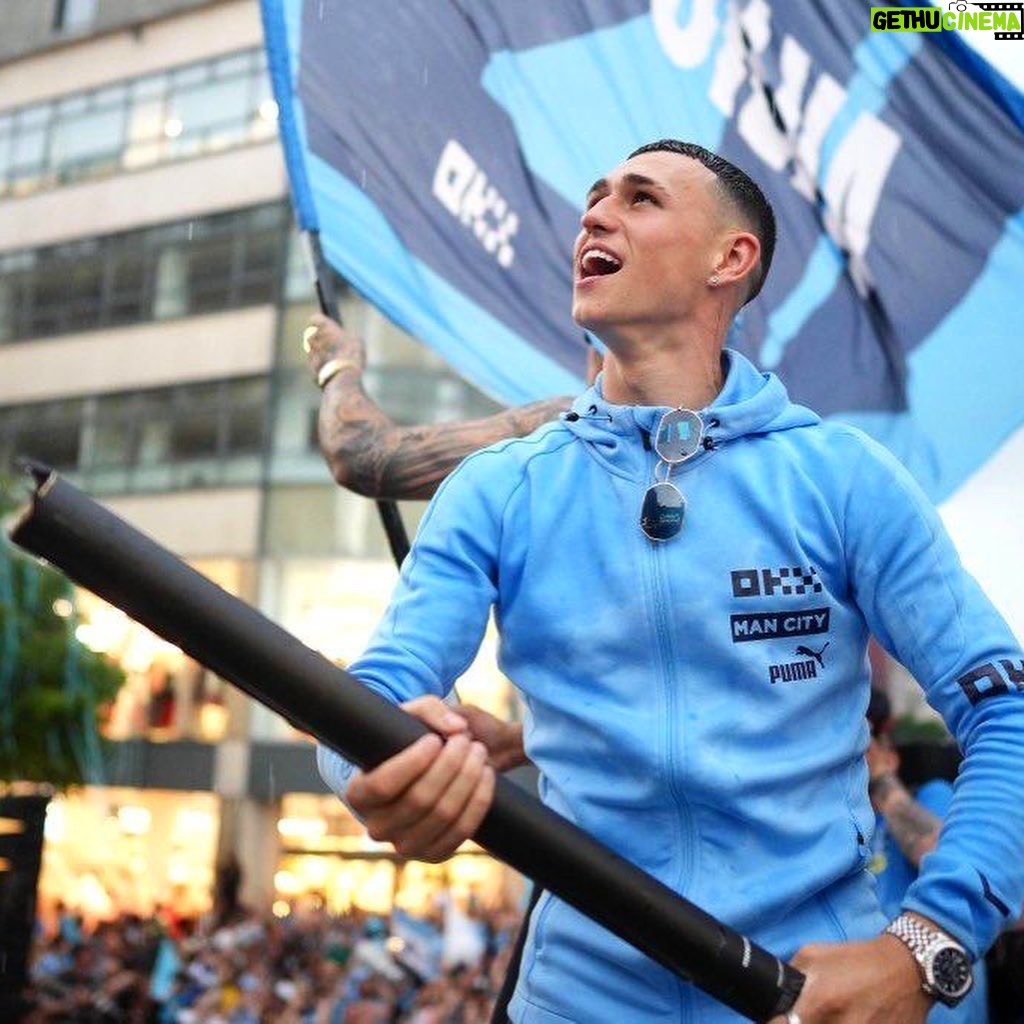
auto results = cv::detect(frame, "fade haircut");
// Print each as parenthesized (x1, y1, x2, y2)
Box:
(628, 139, 776, 305)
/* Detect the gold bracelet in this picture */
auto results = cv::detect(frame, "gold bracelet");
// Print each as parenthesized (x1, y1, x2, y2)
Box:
(316, 357, 360, 389)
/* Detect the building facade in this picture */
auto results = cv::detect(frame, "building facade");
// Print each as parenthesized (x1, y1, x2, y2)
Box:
(0, 0, 522, 924)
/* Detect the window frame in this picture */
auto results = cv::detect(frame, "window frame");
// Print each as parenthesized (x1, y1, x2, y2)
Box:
(0, 46, 272, 200)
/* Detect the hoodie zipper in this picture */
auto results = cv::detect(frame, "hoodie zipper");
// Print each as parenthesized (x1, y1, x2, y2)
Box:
(648, 535, 694, 1024)
(641, 434, 705, 1022)
(646, 536, 693, 856)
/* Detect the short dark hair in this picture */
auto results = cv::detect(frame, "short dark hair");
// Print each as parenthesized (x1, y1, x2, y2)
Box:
(628, 139, 776, 304)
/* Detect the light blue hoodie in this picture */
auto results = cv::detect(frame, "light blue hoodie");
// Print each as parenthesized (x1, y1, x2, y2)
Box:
(319, 350, 1024, 1022)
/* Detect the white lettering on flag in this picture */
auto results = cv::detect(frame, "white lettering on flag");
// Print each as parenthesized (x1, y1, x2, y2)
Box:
(433, 139, 519, 268)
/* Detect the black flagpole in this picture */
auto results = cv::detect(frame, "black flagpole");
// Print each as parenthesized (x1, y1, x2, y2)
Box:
(305, 231, 410, 567)
(10, 465, 803, 1022)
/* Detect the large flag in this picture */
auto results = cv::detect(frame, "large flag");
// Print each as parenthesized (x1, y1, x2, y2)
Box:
(261, 0, 1024, 500)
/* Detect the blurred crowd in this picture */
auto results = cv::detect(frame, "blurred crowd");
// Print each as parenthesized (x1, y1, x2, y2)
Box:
(21, 895, 1024, 1021)
(24, 900, 523, 1023)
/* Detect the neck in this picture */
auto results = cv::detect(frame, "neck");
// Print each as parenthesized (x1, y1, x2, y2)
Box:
(594, 297, 733, 408)
(599, 332, 726, 408)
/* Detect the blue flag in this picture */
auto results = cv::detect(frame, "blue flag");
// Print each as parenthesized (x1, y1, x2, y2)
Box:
(391, 907, 444, 980)
(149, 935, 180, 1003)
(261, 0, 1024, 500)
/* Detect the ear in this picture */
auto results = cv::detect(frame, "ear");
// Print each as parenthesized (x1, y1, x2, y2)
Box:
(711, 230, 761, 296)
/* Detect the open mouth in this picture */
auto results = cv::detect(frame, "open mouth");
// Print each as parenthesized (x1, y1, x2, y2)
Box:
(578, 246, 623, 280)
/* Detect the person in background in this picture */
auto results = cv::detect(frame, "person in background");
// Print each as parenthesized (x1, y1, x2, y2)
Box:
(866, 687, 988, 1022)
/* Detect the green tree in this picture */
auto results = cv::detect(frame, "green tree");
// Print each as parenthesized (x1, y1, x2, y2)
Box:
(0, 474, 126, 1016)
(0, 476, 125, 786)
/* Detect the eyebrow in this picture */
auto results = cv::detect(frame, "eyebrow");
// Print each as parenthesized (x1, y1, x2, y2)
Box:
(585, 172, 668, 203)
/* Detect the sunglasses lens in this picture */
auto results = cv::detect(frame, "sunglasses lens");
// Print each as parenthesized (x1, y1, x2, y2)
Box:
(655, 409, 703, 463)
(640, 482, 686, 541)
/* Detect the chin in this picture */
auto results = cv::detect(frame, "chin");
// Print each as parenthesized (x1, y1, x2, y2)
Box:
(572, 300, 607, 331)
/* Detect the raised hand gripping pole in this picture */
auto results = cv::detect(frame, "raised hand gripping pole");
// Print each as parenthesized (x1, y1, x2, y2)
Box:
(305, 230, 410, 567)
(10, 465, 803, 1021)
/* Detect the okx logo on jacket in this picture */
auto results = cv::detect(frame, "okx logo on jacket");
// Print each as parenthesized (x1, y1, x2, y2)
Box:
(261, 0, 1024, 501)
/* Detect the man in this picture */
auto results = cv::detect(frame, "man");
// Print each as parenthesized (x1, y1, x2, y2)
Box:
(318, 140, 1024, 1022)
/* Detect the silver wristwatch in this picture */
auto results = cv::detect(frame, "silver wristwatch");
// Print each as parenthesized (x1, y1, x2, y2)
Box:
(885, 913, 973, 1007)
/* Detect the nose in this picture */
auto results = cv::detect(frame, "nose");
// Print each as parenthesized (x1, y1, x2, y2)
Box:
(580, 193, 617, 233)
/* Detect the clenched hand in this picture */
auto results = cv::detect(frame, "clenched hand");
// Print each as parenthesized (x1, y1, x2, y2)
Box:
(345, 696, 497, 862)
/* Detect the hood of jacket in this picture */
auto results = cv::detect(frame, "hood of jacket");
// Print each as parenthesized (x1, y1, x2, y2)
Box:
(561, 347, 819, 479)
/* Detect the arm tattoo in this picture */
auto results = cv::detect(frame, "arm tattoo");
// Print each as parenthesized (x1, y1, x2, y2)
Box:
(318, 370, 570, 500)
(871, 772, 942, 867)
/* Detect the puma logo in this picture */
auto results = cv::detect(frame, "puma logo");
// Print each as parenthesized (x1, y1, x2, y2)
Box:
(794, 641, 829, 668)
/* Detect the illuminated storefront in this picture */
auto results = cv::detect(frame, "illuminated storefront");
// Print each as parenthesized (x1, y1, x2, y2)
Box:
(38, 787, 219, 925)
(72, 560, 252, 745)
(274, 793, 523, 918)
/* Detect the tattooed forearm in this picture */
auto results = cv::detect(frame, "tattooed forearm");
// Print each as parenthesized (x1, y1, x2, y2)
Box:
(318, 370, 569, 500)
(869, 772, 941, 867)
(305, 314, 571, 499)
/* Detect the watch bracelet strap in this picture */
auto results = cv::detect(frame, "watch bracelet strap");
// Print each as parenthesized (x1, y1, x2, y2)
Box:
(885, 913, 947, 958)
(885, 913, 969, 997)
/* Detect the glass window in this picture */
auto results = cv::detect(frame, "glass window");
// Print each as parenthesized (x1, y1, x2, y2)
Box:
(0, 250, 35, 273)
(169, 76, 250, 152)
(184, 237, 236, 313)
(64, 258, 106, 331)
(124, 98, 166, 168)
(25, 262, 70, 337)
(215, 53, 251, 79)
(88, 394, 137, 469)
(132, 389, 173, 468)
(26, 243, 102, 335)
(0, 279, 13, 343)
(18, 106, 50, 130)
(132, 73, 168, 101)
(172, 64, 210, 89)
(51, 106, 125, 180)
(106, 248, 149, 326)
(284, 232, 316, 302)
(249, 206, 284, 231)
(169, 383, 223, 460)
(10, 126, 46, 172)
(152, 245, 190, 320)
(0, 113, 12, 186)
(239, 219, 285, 305)
(1, 47, 272, 199)
(137, 420, 172, 467)
(53, 0, 98, 33)
(226, 380, 269, 454)
(12, 105, 51, 184)
(1, 202, 289, 343)
(0, 272, 32, 340)
(93, 83, 128, 110)
(56, 94, 88, 118)
(170, 413, 221, 460)
(13, 401, 83, 470)
(251, 73, 275, 138)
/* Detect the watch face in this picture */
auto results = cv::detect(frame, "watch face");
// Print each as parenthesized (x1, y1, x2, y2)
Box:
(930, 946, 973, 1000)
